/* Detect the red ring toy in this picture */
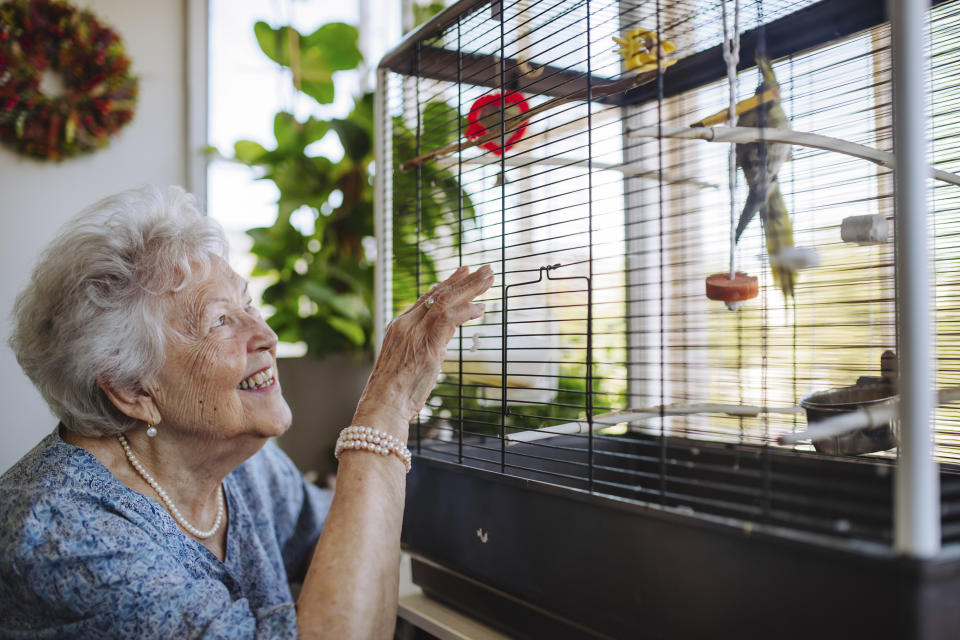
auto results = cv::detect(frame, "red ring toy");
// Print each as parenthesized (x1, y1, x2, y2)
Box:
(466, 91, 530, 155)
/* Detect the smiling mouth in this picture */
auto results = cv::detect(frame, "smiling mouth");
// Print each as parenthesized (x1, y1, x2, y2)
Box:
(238, 367, 276, 390)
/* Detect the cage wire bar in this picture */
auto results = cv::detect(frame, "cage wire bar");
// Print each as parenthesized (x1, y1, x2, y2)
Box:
(376, 0, 960, 558)
(891, 0, 939, 557)
(374, 65, 391, 352)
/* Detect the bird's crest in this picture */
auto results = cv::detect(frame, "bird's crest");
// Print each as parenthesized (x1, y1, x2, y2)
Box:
(756, 55, 780, 91)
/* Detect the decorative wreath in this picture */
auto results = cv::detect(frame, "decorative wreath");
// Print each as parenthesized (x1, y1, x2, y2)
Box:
(0, 0, 138, 160)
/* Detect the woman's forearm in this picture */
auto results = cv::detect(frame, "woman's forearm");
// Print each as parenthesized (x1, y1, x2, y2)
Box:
(294, 266, 492, 637)
(296, 451, 406, 639)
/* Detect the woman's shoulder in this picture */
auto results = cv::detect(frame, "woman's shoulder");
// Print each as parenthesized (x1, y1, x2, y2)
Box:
(3, 429, 95, 485)
(0, 429, 109, 515)
(2, 428, 117, 499)
(0, 432, 273, 638)
(0, 429, 175, 563)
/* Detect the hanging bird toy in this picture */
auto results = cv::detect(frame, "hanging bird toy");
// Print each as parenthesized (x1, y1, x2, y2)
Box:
(466, 91, 531, 155)
(613, 29, 678, 72)
(704, 5, 760, 310)
(705, 271, 759, 308)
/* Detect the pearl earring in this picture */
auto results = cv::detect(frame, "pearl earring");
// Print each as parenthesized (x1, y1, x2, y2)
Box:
(146, 424, 158, 438)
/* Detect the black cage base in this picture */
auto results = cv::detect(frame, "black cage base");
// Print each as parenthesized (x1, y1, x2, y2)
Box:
(402, 437, 960, 640)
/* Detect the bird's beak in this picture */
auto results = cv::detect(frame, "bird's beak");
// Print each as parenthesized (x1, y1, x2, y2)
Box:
(689, 87, 781, 127)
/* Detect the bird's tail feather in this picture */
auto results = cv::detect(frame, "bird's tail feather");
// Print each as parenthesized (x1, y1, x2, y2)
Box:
(760, 184, 795, 298)
(757, 55, 779, 90)
(735, 186, 763, 243)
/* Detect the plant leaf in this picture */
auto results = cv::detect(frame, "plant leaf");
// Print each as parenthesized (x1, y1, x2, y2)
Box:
(327, 315, 366, 345)
(413, 1, 445, 27)
(300, 80, 335, 105)
(330, 118, 370, 163)
(273, 112, 300, 150)
(329, 292, 369, 320)
(254, 21, 297, 66)
(422, 100, 460, 149)
(254, 21, 362, 105)
(234, 140, 268, 164)
(303, 23, 362, 71)
(303, 117, 331, 145)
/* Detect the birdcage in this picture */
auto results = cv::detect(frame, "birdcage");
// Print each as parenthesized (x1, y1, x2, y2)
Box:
(374, 0, 960, 637)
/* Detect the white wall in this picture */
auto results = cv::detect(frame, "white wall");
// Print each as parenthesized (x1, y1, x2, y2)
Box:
(0, 0, 199, 472)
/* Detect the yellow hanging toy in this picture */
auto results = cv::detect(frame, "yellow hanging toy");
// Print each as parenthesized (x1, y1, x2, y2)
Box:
(613, 29, 677, 72)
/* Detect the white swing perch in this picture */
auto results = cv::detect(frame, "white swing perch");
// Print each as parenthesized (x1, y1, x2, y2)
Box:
(626, 124, 960, 189)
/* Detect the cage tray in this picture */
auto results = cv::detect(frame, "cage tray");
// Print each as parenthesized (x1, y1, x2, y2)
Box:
(401, 434, 960, 639)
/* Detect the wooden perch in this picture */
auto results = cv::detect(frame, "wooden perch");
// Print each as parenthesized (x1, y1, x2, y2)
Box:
(400, 70, 660, 172)
(689, 88, 780, 127)
(626, 124, 960, 187)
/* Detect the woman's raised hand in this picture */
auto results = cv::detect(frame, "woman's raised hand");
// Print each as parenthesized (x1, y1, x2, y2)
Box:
(352, 265, 495, 440)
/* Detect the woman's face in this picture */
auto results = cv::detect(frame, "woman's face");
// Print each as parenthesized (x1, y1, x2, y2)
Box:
(148, 258, 292, 442)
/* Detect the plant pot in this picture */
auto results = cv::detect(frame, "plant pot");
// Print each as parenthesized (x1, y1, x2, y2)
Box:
(274, 354, 373, 480)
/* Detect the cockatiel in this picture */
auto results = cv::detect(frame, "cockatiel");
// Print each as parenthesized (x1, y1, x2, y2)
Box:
(758, 182, 795, 296)
(735, 55, 795, 298)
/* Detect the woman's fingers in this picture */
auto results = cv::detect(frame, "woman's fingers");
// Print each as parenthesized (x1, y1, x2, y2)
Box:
(404, 265, 474, 314)
(426, 273, 493, 332)
(389, 265, 493, 361)
(439, 301, 487, 333)
(353, 266, 494, 431)
(467, 301, 485, 321)
(442, 264, 471, 286)
(411, 265, 494, 320)
(410, 267, 493, 357)
(429, 266, 494, 308)
(450, 265, 494, 301)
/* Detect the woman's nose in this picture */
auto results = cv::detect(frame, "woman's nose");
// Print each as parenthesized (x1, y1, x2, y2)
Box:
(247, 313, 278, 353)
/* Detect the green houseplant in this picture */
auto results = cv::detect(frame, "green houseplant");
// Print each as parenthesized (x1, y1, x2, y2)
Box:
(224, 15, 474, 479)
(231, 19, 473, 359)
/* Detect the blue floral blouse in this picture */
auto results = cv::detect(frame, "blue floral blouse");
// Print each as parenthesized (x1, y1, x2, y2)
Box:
(0, 428, 333, 639)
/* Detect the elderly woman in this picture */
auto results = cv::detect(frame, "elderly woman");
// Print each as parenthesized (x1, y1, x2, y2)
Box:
(0, 185, 493, 638)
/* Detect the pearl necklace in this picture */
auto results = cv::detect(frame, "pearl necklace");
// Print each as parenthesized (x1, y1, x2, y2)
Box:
(117, 433, 224, 539)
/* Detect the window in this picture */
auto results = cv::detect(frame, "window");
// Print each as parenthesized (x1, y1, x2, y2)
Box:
(206, 0, 399, 354)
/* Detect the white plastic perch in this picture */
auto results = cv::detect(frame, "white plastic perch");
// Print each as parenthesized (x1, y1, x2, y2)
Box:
(505, 403, 803, 444)
(626, 125, 960, 187)
(779, 386, 960, 446)
(770, 247, 820, 270)
(841, 214, 890, 245)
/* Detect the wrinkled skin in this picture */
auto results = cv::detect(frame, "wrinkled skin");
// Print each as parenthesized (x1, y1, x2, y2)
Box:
(352, 264, 494, 440)
(145, 259, 291, 444)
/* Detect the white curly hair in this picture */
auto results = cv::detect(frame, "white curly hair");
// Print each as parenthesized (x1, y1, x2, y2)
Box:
(9, 185, 229, 437)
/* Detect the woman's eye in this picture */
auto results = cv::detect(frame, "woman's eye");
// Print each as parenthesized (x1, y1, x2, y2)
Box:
(212, 314, 227, 328)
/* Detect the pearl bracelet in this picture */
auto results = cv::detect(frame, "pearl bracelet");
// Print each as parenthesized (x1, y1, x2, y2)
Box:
(335, 426, 412, 473)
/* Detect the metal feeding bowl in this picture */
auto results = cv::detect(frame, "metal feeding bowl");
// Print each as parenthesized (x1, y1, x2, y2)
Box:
(799, 383, 897, 455)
